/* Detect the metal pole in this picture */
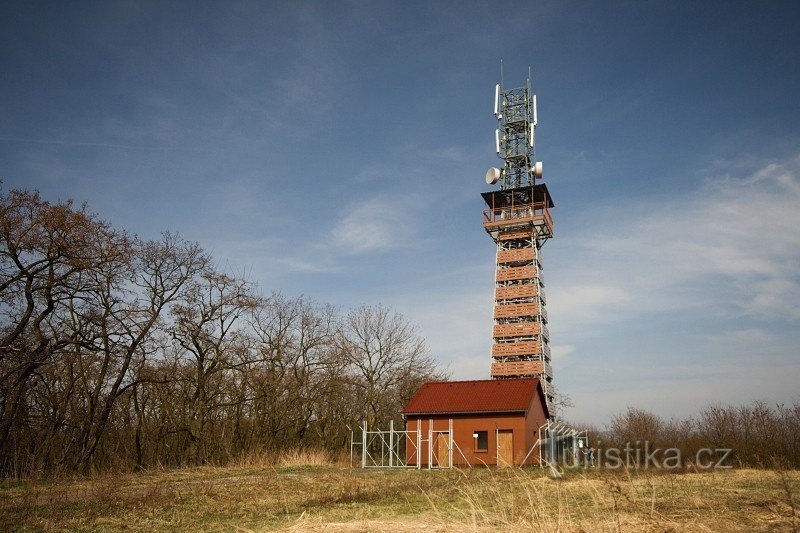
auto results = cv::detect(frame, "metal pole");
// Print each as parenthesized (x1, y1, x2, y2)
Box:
(361, 420, 367, 469)
(539, 424, 543, 467)
(496, 428, 500, 466)
(449, 418, 453, 468)
(389, 420, 394, 468)
(428, 418, 433, 469)
(416, 418, 421, 469)
(521, 437, 540, 466)
(347, 425, 353, 469)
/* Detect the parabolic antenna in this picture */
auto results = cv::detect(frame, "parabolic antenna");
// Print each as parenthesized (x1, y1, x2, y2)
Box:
(485, 167, 501, 185)
(533, 161, 543, 179)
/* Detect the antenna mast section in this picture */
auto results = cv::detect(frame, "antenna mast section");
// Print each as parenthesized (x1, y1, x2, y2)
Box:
(491, 68, 541, 189)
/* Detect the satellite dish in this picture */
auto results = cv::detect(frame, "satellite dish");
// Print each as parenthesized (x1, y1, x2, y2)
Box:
(485, 167, 501, 185)
(533, 161, 543, 179)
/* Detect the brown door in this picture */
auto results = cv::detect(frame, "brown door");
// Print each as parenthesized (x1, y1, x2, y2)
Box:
(497, 430, 514, 467)
(435, 434, 450, 467)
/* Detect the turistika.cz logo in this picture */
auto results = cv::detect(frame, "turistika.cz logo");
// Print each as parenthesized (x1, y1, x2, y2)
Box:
(567, 441, 733, 469)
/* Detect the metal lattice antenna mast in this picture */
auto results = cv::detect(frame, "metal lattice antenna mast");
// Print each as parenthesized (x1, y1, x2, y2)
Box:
(491, 67, 541, 189)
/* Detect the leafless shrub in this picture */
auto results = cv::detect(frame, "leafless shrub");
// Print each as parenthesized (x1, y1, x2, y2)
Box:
(594, 402, 800, 468)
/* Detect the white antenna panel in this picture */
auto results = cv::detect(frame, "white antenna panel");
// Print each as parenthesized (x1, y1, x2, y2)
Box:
(534, 161, 543, 179)
(530, 123, 534, 147)
(494, 84, 500, 117)
(495, 129, 500, 154)
(533, 94, 538, 125)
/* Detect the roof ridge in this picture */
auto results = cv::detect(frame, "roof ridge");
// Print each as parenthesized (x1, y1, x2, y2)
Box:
(421, 377, 538, 385)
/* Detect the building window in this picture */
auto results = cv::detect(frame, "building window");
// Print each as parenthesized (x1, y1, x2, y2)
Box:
(473, 431, 488, 452)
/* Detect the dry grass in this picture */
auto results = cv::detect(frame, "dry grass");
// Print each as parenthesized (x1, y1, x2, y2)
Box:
(277, 448, 333, 468)
(1, 463, 797, 531)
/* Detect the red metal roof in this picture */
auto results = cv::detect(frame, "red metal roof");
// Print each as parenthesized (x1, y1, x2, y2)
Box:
(402, 378, 546, 416)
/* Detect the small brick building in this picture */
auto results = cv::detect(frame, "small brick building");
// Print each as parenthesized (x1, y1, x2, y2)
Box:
(402, 378, 549, 467)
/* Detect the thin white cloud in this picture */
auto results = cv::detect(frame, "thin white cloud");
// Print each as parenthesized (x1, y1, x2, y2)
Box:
(706, 327, 775, 344)
(551, 344, 576, 361)
(549, 155, 800, 331)
(331, 194, 423, 254)
(394, 284, 493, 381)
(548, 284, 632, 329)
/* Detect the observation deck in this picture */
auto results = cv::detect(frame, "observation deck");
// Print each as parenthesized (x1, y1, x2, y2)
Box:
(481, 184, 554, 242)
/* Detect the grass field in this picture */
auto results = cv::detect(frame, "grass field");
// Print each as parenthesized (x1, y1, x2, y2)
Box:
(1, 458, 797, 531)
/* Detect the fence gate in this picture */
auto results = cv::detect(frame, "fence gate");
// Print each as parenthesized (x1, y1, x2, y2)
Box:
(350, 420, 462, 469)
(351, 420, 420, 468)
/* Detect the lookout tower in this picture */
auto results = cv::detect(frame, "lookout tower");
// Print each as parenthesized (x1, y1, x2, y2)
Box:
(482, 70, 555, 407)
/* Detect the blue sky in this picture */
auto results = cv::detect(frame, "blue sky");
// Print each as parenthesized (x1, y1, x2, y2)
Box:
(2, 1, 799, 424)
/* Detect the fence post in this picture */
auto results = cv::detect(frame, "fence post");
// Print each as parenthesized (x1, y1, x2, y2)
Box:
(361, 420, 367, 469)
(389, 420, 394, 467)
(349, 425, 353, 468)
(449, 418, 454, 468)
(416, 419, 422, 469)
(428, 419, 433, 469)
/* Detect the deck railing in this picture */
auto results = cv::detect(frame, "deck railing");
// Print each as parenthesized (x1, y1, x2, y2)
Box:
(483, 202, 553, 231)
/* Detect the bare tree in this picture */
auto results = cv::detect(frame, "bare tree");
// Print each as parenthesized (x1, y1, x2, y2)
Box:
(70, 233, 207, 473)
(337, 304, 443, 427)
(248, 294, 340, 449)
(170, 268, 258, 463)
(551, 390, 575, 420)
(0, 190, 125, 472)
